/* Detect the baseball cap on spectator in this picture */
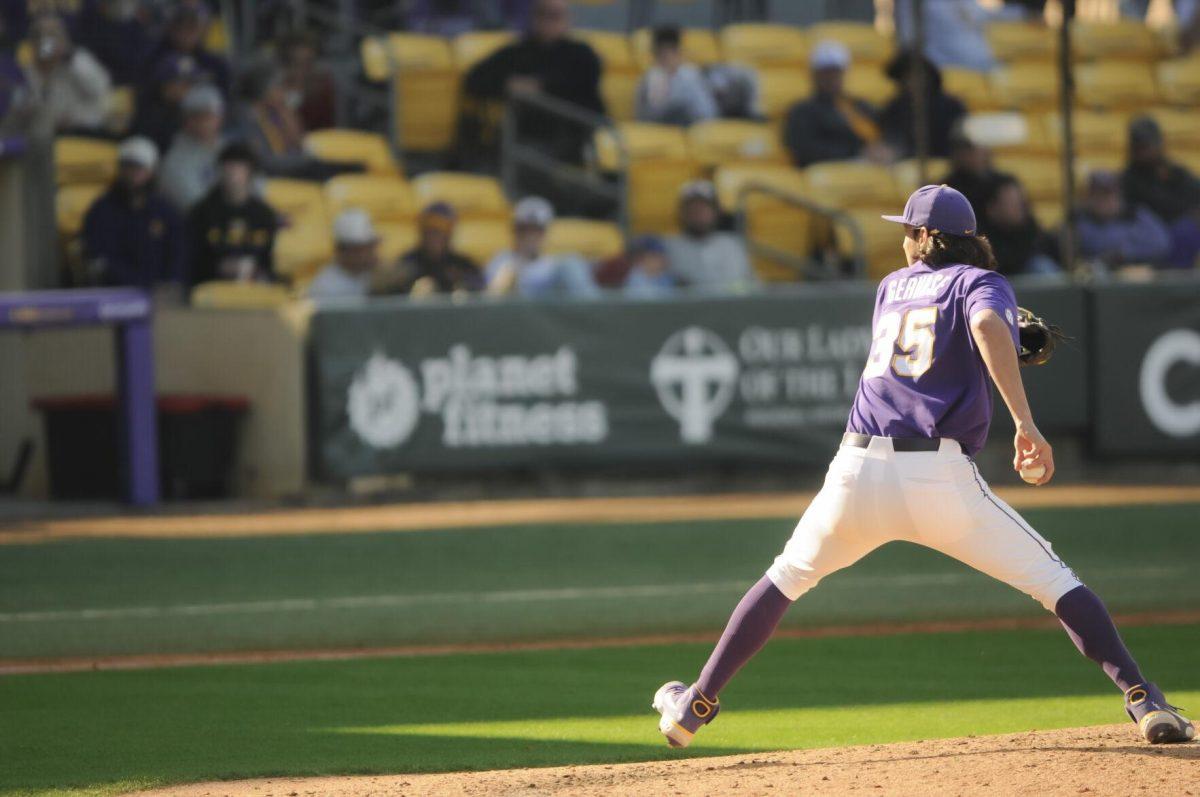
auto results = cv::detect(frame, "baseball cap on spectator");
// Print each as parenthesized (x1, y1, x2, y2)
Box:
(679, 179, 717, 205)
(333, 209, 379, 246)
(882, 184, 977, 237)
(513, 196, 554, 228)
(182, 85, 224, 115)
(630, 235, 667, 256)
(217, 140, 257, 168)
(1128, 116, 1163, 149)
(419, 201, 457, 232)
(810, 40, 851, 71)
(118, 136, 159, 171)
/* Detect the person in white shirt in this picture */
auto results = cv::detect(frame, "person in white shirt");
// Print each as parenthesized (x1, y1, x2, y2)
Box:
(23, 13, 113, 134)
(664, 180, 758, 291)
(159, 85, 225, 211)
(307, 209, 382, 300)
(636, 25, 718, 127)
(485, 197, 599, 299)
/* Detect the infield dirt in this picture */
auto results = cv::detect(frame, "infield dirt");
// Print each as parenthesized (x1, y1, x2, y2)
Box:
(132, 724, 1198, 797)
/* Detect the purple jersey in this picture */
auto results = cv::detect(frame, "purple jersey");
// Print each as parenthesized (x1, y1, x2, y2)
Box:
(847, 261, 1020, 456)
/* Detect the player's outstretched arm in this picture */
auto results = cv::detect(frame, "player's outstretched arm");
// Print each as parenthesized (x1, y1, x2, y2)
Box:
(969, 309, 1055, 486)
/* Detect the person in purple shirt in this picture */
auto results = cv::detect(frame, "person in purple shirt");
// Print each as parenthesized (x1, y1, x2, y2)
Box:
(652, 185, 1194, 749)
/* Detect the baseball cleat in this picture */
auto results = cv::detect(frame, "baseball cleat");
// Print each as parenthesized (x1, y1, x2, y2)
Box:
(652, 681, 719, 748)
(1124, 683, 1196, 744)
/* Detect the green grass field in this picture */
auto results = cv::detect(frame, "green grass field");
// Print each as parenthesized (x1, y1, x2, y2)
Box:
(1, 503, 1197, 796)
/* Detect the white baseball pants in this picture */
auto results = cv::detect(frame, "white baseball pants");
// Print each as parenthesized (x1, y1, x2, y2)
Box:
(766, 437, 1083, 611)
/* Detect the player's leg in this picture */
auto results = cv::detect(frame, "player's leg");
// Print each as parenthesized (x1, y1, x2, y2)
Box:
(924, 458, 1194, 743)
(653, 445, 894, 747)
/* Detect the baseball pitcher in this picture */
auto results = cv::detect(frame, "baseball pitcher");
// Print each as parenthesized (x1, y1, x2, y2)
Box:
(653, 185, 1195, 748)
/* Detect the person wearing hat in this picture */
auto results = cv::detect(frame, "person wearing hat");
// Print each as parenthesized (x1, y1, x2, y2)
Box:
(782, 40, 884, 168)
(186, 141, 278, 290)
(485, 196, 599, 298)
(1121, 116, 1200, 268)
(940, 124, 1014, 218)
(132, 52, 205, 153)
(1074, 170, 1171, 272)
(624, 235, 679, 298)
(159, 84, 226, 211)
(878, 49, 967, 159)
(82, 136, 185, 290)
(380, 202, 484, 296)
(664, 180, 756, 291)
(979, 175, 1060, 278)
(308, 209, 383, 300)
(22, 12, 113, 135)
(147, 4, 230, 96)
(635, 25, 717, 127)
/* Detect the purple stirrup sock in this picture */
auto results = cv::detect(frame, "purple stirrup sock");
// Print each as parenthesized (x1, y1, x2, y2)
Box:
(696, 575, 793, 699)
(1055, 585, 1146, 692)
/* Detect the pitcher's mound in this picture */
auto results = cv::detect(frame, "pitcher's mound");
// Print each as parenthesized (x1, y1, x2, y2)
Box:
(136, 724, 1197, 797)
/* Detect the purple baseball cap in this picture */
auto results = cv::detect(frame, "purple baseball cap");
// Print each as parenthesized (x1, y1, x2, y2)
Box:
(881, 184, 978, 237)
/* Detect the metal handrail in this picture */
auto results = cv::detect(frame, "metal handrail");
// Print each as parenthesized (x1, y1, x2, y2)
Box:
(499, 91, 628, 229)
(734, 182, 868, 281)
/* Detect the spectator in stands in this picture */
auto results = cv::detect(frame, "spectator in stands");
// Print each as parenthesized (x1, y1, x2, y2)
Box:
(82, 136, 185, 289)
(463, 0, 603, 163)
(485, 196, 599, 298)
(980, 176, 1060, 277)
(782, 40, 884, 168)
(277, 31, 336, 132)
(624, 236, 679, 298)
(894, 0, 1031, 73)
(940, 127, 1011, 215)
(383, 202, 484, 296)
(879, 50, 966, 160)
(186, 142, 278, 289)
(149, 5, 229, 96)
(0, 0, 86, 46)
(0, 21, 31, 135)
(231, 60, 340, 180)
(132, 53, 204, 153)
(22, 13, 112, 134)
(77, 0, 155, 87)
(665, 181, 756, 291)
(635, 25, 717, 127)
(1121, 115, 1200, 269)
(1074, 170, 1171, 270)
(159, 85, 224, 211)
(307, 209, 382, 300)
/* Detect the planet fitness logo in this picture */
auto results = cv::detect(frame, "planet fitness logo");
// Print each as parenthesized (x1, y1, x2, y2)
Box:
(347, 352, 421, 448)
(651, 327, 740, 444)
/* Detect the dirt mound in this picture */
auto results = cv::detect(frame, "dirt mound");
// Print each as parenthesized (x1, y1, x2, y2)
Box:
(134, 724, 1198, 797)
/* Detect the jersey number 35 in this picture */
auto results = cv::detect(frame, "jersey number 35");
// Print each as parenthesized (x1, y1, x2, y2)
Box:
(863, 306, 937, 380)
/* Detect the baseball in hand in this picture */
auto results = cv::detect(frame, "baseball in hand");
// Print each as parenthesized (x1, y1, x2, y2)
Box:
(1019, 462, 1046, 484)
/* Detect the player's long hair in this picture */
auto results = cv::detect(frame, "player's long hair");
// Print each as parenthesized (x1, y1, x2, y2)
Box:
(917, 231, 997, 271)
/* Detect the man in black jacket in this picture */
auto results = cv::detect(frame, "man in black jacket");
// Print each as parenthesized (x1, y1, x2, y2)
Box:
(782, 40, 883, 167)
(186, 141, 278, 290)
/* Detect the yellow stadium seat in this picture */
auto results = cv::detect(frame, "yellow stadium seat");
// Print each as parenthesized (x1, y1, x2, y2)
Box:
(56, 183, 106, 236)
(323, 175, 417, 224)
(410, 172, 510, 219)
(595, 122, 690, 169)
(594, 123, 701, 234)
(632, 28, 721, 69)
(304, 129, 400, 175)
(452, 218, 513, 265)
(453, 31, 516, 71)
(574, 29, 635, 71)
(1156, 57, 1200, 106)
(1075, 62, 1159, 111)
(191, 281, 293, 309)
(713, 163, 807, 212)
(261, 179, 328, 228)
(720, 23, 809, 68)
(806, 21, 893, 64)
(1144, 107, 1200, 153)
(360, 34, 459, 153)
(990, 63, 1059, 112)
(986, 21, 1055, 62)
(687, 120, 785, 169)
(835, 208, 906, 281)
(1031, 200, 1063, 231)
(844, 67, 893, 106)
(274, 224, 335, 282)
(803, 162, 902, 210)
(376, 222, 420, 263)
(1042, 111, 1127, 156)
(362, 32, 454, 79)
(942, 68, 997, 112)
(203, 15, 230, 54)
(55, 137, 118, 185)
(108, 86, 135, 132)
(757, 67, 812, 122)
(993, 155, 1063, 202)
(601, 70, 641, 121)
(544, 218, 625, 261)
(1174, 150, 1200, 176)
(1071, 20, 1162, 62)
(892, 158, 950, 195)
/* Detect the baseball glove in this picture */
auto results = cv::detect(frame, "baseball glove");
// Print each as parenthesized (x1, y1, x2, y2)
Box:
(1017, 307, 1067, 367)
